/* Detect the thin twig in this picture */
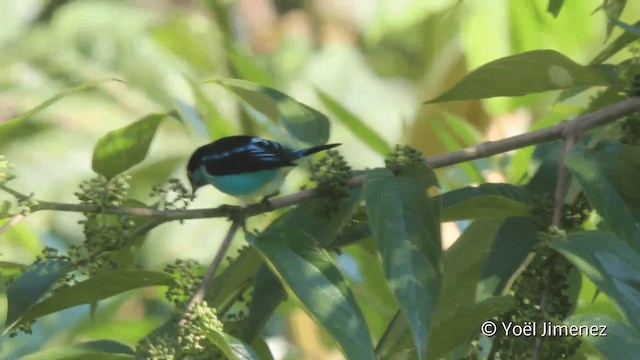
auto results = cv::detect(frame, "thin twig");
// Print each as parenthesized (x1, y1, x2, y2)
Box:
(1, 97, 639, 224)
(0, 213, 26, 235)
(180, 220, 242, 322)
(551, 135, 578, 227)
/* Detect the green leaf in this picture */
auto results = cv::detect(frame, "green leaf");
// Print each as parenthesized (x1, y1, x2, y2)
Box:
(565, 313, 640, 359)
(430, 120, 484, 183)
(188, 79, 236, 139)
(18, 340, 134, 360)
(0, 79, 118, 140)
(92, 113, 169, 179)
(426, 296, 515, 359)
(478, 217, 539, 299)
(375, 311, 417, 360)
(206, 78, 331, 145)
(0, 261, 26, 278)
(547, 0, 565, 17)
(228, 49, 276, 87)
(591, 20, 640, 64)
(606, 3, 632, 37)
(316, 89, 391, 156)
(17, 270, 173, 325)
(241, 265, 285, 343)
(5, 259, 68, 328)
(551, 231, 640, 331)
(206, 247, 262, 309)
(566, 144, 640, 249)
(205, 328, 260, 360)
(440, 184, 531, 221)
(425, 50, 611, 103)
(0, 274, 7, 328)
(364, 168, 441, 359)
(248, 228, 375, 360)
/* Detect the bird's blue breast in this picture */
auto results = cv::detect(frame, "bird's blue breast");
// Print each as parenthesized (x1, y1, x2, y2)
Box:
(193, 167, 284, 197)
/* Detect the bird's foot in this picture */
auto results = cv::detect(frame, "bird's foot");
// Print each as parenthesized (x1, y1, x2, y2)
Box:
(219, 204, 246, 228)
(259, 190, 280, 211)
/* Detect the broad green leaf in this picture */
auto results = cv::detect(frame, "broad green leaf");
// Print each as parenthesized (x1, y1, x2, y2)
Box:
(436, 219, 505, 319)
(591, 20, 640, 64)
(0, 261, 26, 278)
(426, 296, 515, 359)
(92, 114, 169, 179)
(5, 259, 68, 328)
(547, 0, 565, 17)
(316, 89, 391, 156)
(206, 328, 259, 360)
(478, 217, 539, 299)
(566, 144, 640, 249)
(440, 184, 531, 221)
(364, 168, 441, 359)
(17, 270, 173, 325)
(207, 247, 262, 309)
(0, 274, 7, 328)
(250, 336, 275, 360)
(18, 340, 134, 360)
(189, 79, 236, 139)
(248, 229, 375, 360)
(375, 311, 417, 360)
(228, 49, 276, 87)
(425, 50, 610, 103)
(565, 313, 640, 359)
(0, 79, 118, 140)
(241, 265, 285, 343)
(551, 231, 640, 331)
(206, 78, 331, 145)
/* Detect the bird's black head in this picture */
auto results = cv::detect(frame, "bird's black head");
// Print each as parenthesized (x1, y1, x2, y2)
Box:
(186, 148, 208, 195)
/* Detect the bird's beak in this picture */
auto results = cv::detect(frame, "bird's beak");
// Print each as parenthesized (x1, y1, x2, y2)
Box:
(187, 172, 197, 198)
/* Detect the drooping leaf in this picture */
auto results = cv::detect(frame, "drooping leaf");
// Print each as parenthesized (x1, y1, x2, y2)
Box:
(426, 296, 515, 359)
(17, 340, 134, 360)
(316, 89, 391, 156)
(440, 184, 531, 221)
(425, 50, 610, 103)
(5, 259, 68, 328)
(565, 313, 640, 359)
(228, 49, 276, 87)
(566, 143, 640, 249)
(92, 113, 170, 179)
(17, 270, 173, 325)
(241, 265, 285, 343)
(478, 217, 539, 299)
(206, 247, 262, 310)
(0, 79, 118, 140)
(205, 328, 260, 360)
(551, 231, 640, 331)
(205, 78, 331, 145)
(364, 168, 441, 359)
(248, 229, 375, 360)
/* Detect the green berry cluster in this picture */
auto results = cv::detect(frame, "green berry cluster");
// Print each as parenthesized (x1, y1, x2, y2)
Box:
(311, 150, 352, 217)
(385, 145, 425, 174)
(164, 259, 202, 307)
(177, 301, 224, 356)
(136, 333, 178, 360)
(72, 175, 135, 274)
(489, 241, 580, 359)
(620, 113, 640, 145)
(531, 193, 591, 231)
(150, 178, 193, 210)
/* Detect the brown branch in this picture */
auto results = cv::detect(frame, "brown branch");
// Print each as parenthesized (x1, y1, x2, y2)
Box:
(1, 96, 639, 224)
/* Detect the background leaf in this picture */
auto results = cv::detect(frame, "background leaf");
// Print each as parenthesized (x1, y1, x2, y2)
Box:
(205, 328, 259, 360)
(92, 113, 169, 179)
(17, 340, 134, 360)
(565, 313, 640, 359)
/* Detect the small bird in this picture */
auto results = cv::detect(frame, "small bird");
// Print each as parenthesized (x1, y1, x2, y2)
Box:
(187, 135, 340, 201)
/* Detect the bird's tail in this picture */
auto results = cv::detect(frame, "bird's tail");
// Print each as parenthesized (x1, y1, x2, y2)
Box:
(294, 143, 341, 158)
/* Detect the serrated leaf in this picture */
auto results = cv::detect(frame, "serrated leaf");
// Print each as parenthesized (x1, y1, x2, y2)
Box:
(16, 270, 173, 325)
(205, 78, 331, 145)
(316, 89, 391, 156)
(17, 340, 134, 360)
(0, 79, 118, 140)
(565, 313, 640, 359)
(551, 231, 640, 331)
(92, 114, 169, 179)
(248, 229, 375, 360)
(5, 259, 68, 328)
(566, 144, 640, 249)
(205, 328, 260, 360)
(425, 50, 610, 103)
(364, 168, 441, 359)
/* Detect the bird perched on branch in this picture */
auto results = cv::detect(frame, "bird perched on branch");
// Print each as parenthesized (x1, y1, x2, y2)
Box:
(187, 135, 340, 202)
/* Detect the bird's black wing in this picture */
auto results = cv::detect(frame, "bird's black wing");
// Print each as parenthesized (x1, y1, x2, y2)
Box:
(193, 136, 297, 176)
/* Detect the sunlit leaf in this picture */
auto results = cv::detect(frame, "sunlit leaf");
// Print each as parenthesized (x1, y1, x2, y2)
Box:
(205, 328, 259, 360)
(316, 89, 391, 156)
(92, 113, 169, 179)
(425, 50, 610, 103)
(591, 20, 640, 64)
(565, 313, 640, 358)
(440, 184, 531, 221)
(547, 0, 565, 17)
